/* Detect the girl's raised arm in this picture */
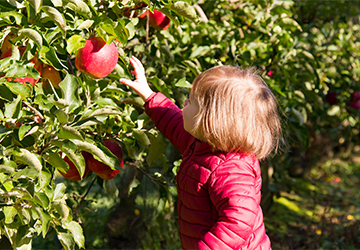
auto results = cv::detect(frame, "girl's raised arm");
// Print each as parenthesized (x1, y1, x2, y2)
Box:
(119, 56, 154, 101)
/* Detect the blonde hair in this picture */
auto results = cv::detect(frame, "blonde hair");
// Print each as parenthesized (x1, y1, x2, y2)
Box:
(190, 65, 282, 160)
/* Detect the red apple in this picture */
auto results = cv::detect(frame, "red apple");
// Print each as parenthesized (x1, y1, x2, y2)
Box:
(8, 77, 39, 86)
(139, 10, 170, 30)
(58, 153, 91, 181)
(75, 37, 118, 79)
(351, 91, 360, 102)
(84, 138, 123, 180)
(348, 101, 360, 110)
(326, 92, 338, 105)
(42, 64, 62, 89)
(0, 48, 12, 60)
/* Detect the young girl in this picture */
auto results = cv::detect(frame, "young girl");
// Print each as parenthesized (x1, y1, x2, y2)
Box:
(120, 56, 282, 250)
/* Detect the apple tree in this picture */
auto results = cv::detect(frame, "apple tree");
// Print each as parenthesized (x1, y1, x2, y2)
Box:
(0, 0, 197, 249)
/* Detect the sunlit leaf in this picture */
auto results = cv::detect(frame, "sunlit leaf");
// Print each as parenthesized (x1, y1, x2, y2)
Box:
(43, 151, 69, 173)
(170, 1, 198, 21)
(63, 0, 92, 18)
(59, 74, 81, 113)
(18, 28, 43, 48)
(66, 35, 86, 54)
(29, 0, 42, 14)
(42, 6, 66, 35)
(58, 126, 84, 140)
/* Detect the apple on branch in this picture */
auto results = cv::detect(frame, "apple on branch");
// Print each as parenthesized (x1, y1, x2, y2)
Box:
(84, 138, 123, 180)
(139, 9, 170, 30)
(75, 37, 118, 79)
(351, 91, 360, 102)
(42, 64, 62, 89)
(58, 153, 92, 181)
(326, 92, 338, 106)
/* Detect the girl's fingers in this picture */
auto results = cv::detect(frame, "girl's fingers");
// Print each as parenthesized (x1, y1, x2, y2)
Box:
(119, 78, 133, 87)
(130, 56, 145, 75)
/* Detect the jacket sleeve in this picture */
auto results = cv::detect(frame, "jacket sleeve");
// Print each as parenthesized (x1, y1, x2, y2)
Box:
(144, 92, 193, 155)
(198, 160, 258, 250)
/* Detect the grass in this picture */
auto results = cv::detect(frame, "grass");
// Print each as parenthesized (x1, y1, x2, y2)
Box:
(265, 152, 360, 249)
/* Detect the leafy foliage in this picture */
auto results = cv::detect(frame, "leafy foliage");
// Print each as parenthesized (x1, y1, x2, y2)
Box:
(0, 0, 359, 249)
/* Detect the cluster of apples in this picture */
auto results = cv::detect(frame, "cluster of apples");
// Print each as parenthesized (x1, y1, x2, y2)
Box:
(0, 34, 62, 88)
(348, 91, 360, 110)
(59, 139, 124, 181)
(326, 90, 360, 112)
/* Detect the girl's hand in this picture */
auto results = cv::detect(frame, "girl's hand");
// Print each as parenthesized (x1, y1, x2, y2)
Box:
(119, 56, 154, 101)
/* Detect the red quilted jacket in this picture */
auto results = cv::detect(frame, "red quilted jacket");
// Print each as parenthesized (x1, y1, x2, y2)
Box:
(144, 92, 271, 250)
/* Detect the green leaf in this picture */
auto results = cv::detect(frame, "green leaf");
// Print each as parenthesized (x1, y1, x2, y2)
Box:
(59, 74, 81, 113)
(52, 202, 70, 220)
(190, 46, 210, 59)
(18, 28, 43, 48)
(80, 108, 121, 120)
(146, 130, 166, 166)
(54, 109, 69, 124)
(4, 206, 17, 224)
(57, 229, 75, 250)
(66, 35, 86, 54)
(58, 126, 84, 140)
(18, 125, 32, 141)
(29, 0, 42, 14)
(4, 95, 21, 119)
(132, 129, 150, 147)
(6, 0, 25, 8)
(65, 221, 85, 248)
(103, 178, 119, 196)
(71, 139, 121, 170)
(77, 20, 94, 30)
(39, 46, 69, 71)
(39, 209, 51, 238)
(12, 166, 39, 181)
(175, 77, 192, 89)
(13, 148, 42, 172)
(0, 11, 25, 25)
(39, 169, 52, 189)
(281, 16, 302, 31)
(5, 60, 40, 78)
(34, 192, 50, 208)
(62, 148, 86, 178)
(13, 225, 32, 250)
(63, 0, 92, 18)
(0, 84, 14, 102)
(291, 108, 305, 126)
(53, 183, 67, 201)
(42, 6, 66, 35)
(170, 1, 198, 21)
(43, 151, 69, 173)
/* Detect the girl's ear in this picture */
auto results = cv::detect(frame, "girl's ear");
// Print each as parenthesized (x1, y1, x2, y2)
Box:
(184, 99, 189, 106)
